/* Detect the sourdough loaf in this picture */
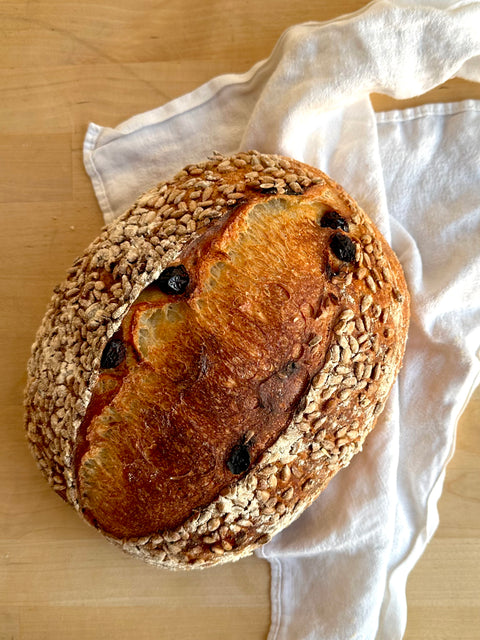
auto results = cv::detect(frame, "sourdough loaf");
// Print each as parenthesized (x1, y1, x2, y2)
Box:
(24, 150, 409, 569)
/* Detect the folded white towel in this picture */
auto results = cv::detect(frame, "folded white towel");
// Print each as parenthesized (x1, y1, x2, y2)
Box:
(83, 1, 480, 638)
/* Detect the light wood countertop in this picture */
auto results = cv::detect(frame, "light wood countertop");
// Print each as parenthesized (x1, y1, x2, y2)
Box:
(1, 2, 479, 638)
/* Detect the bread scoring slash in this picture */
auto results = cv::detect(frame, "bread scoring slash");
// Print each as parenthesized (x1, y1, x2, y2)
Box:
(24, 151, 409, 569)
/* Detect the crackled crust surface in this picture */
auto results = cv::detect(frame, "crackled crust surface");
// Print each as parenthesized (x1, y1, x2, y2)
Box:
(24, 150, 409, 569)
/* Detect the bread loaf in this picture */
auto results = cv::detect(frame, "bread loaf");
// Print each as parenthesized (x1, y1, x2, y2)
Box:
(24, 150, 409, 569)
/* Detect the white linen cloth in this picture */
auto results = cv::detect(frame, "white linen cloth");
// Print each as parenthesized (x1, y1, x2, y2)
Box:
(83, 1, 480, 638)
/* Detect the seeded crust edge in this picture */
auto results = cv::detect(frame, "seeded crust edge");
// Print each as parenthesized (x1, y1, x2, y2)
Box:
(24, 150, 410, 570)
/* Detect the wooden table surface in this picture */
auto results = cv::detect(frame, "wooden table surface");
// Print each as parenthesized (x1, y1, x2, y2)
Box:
(1, 1, 479, 638)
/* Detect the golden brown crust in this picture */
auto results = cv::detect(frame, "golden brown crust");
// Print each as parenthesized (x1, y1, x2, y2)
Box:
(24, 150, 409, 569)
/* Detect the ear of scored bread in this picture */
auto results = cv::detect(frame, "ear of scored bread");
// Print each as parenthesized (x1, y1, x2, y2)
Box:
(24, 151, 409, 569)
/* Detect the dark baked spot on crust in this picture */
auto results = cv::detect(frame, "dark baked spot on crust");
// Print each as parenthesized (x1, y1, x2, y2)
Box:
(228, 198, 247, 210)
(284, 361, 298, 376)
(325, 262, 339, 280)
(259, 185, 278, 195)
(284, 185, 303, 196)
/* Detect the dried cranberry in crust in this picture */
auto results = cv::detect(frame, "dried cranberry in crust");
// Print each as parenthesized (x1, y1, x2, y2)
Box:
(320, 210, 349, 232)
(330, 232, 356, 263)
(154, 265, 190, 295)
(100, 339, 126, 369)
(227, 444, 251, 475)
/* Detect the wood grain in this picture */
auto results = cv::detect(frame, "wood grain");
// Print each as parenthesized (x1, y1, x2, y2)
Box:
(1, 1, 479, 638)
(404, 387, 480, 640)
